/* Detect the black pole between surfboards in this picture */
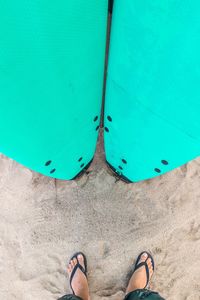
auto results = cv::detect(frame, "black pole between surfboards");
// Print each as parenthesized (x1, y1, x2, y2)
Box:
(101, 1, 113, 129)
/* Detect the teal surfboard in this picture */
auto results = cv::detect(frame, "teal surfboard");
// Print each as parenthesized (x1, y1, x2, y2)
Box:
(0, 1, 108, 180)
(105, 0, 200, 182)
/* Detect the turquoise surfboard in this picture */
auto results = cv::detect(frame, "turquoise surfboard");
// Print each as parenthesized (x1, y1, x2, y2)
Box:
(0, 1, 108, 180)
(105, 0, 200, 182)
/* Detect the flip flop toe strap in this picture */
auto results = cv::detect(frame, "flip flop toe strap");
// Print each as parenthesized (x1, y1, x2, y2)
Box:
(70, 263, 86, 295)
(134, 261, 150, 288)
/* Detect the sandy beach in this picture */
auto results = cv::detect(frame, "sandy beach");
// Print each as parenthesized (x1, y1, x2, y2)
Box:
(1, 132, 200, 300)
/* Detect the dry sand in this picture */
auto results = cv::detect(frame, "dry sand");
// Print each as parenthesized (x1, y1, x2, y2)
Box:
(1, 132, 200, 300)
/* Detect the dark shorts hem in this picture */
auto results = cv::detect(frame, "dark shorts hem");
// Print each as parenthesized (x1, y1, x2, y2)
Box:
(124, 289, 165, 300)
(58, 294, 83, 300)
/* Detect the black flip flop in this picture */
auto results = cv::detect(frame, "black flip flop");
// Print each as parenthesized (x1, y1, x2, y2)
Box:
(132, 251, 155, 289)
(69, 252, 87, 295)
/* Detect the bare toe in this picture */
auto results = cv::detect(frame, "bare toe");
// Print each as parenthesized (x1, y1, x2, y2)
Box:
(73, 258, 77, 266)
(77, 254, 84, 266)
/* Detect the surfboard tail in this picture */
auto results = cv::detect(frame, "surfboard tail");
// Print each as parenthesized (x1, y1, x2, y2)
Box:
(0, 1, 108, 180)
(104, 0, 200, 182)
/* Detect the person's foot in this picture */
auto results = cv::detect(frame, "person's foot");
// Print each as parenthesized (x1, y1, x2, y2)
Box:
(126, 253, 154, 294)
(67, 254, 90, 300)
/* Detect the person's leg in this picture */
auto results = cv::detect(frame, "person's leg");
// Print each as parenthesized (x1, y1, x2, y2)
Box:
(124, 252, 165, 300)
(58, 253, 90, 300)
